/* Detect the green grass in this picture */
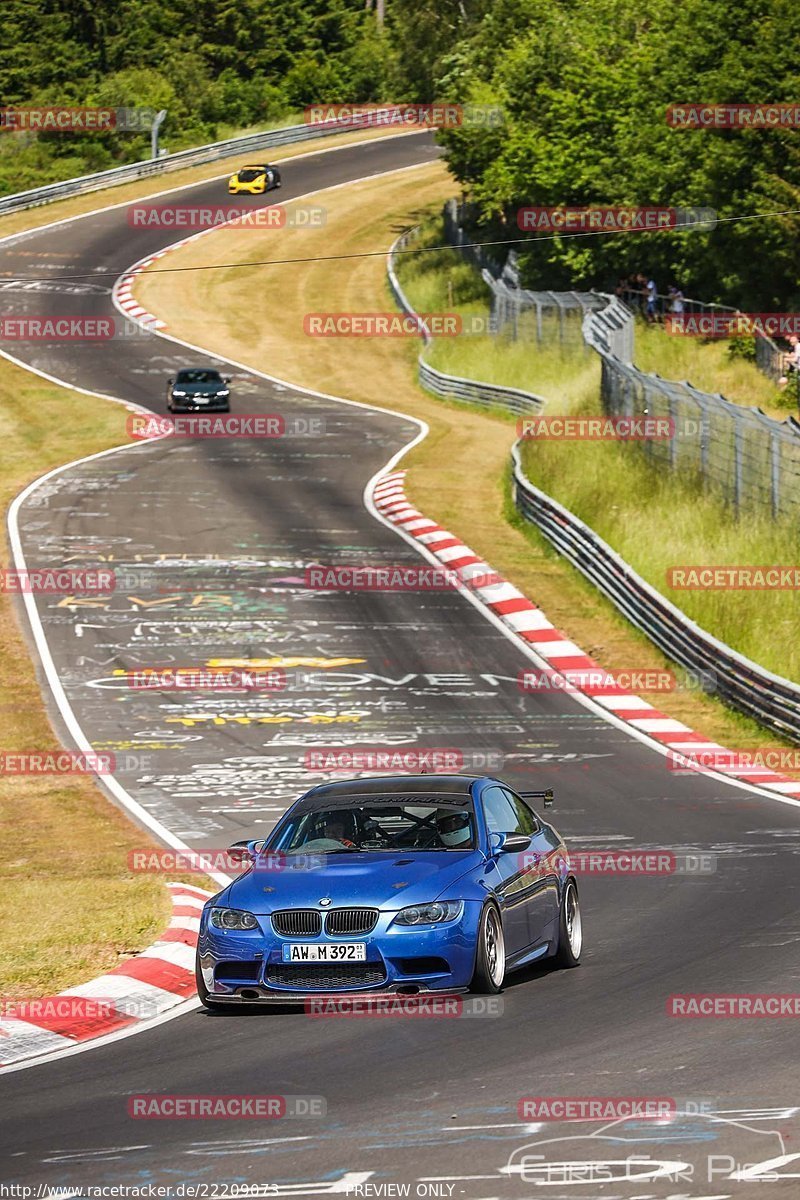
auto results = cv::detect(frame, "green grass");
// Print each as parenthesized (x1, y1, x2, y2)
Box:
(633, 324, 792, 418)
(0, 357, 213, 997)
(518, 436, 800, 683)
(398, 225, 600, 407)
(397, 217, 800, 687)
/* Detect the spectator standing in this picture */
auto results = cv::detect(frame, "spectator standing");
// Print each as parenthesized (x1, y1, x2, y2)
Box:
(779, 334, 800, 385)
(668, 285, 685, 314)
(645, 276, 658, 322)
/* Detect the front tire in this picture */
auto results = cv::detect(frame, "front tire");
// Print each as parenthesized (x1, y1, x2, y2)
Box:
(553, 878, 582, 967)
(470, 903, 505, 993)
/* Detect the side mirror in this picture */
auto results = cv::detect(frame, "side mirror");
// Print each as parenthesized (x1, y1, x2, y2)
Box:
(167, 377, 174, 386)
(226, 839, 267, 862)
(223, 376, 232, 384)
(490, 832, 532, 854)
(226, 840, 251, 863)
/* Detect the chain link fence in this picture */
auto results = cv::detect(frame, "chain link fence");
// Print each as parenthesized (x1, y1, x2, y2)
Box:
(442, 200, 800, 520)
(387, 229, 546, 416)
(582, 309, 800, 519)
(387, 216, 800, 740)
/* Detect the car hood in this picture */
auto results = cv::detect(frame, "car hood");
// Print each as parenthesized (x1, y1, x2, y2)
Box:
(224, 850, 483, 914)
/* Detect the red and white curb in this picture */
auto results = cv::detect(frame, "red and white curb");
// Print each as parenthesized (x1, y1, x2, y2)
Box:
(371, 471, 800, 800)
(116, 248, 178, 329)
(0, 882, 211, 1067)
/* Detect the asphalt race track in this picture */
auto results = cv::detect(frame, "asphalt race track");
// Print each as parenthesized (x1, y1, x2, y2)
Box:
(1, 130, 799, 1196)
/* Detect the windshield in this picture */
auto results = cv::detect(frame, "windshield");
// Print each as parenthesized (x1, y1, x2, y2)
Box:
(237, 167, 266, 181)
(269, 801, 476, 853)
(175, 369, 222, 384)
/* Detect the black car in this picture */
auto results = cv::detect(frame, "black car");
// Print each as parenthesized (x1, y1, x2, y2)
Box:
(167, 367, 231, 413)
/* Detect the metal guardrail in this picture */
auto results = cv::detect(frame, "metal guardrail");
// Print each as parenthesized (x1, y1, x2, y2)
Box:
(511, 443, 800, 743)
(0, 114, 394, 216)
(582, 301, 800, 520)
(387, 229, 546, 416)
(388, 218, 799, 739)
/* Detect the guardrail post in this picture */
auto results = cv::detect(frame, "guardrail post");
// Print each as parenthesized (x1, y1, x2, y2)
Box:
(771, 432, 781, 518)
(733, 420, 744, 513)
(151, 110, 168, 160)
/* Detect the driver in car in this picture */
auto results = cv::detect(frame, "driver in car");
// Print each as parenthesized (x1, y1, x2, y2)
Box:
(315, 813, 357, 847)
(436, 810, 472, 848)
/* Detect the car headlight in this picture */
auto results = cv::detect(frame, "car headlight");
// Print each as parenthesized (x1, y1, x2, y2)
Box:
(393, 901, 463, 926)
(216, 389, 229, 397)
(209, 907, 259, 930)
(171, 389, 187, 397)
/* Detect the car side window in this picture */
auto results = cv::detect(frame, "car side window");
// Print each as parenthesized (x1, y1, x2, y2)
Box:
(505, 789, 540, 834)
(481, 785, 524, 835)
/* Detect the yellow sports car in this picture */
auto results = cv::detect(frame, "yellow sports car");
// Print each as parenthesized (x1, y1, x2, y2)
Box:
(228, 163, 282, 194)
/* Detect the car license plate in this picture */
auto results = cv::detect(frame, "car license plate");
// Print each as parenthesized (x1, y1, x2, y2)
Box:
(281, 943, 366, 962)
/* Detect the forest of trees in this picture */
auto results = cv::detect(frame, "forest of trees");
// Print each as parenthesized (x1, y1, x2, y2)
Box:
(2, 0, 799, 307)
(0, 0, 399, 191)
(432, 0, 800, 308)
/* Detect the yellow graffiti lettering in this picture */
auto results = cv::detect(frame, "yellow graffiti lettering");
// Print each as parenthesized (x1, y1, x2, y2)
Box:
(164, 712, 364, 728)
(190, 594, 234, 607)
(56, 596, 108, 608)
(128, 595, 185, 608)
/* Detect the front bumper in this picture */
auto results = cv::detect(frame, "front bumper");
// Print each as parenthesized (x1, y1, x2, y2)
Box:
(197, 904, 480, 1001)
(169, 397, 230, 412)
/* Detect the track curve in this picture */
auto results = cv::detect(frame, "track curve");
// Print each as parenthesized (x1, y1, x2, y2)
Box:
(1, 131, 799, 1196)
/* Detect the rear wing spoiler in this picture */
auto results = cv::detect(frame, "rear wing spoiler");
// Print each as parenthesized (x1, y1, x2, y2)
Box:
(520, 789, 554, 809)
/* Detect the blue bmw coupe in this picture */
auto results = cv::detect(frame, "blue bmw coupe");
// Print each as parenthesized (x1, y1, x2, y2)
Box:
(195, 774, 582, 1007)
